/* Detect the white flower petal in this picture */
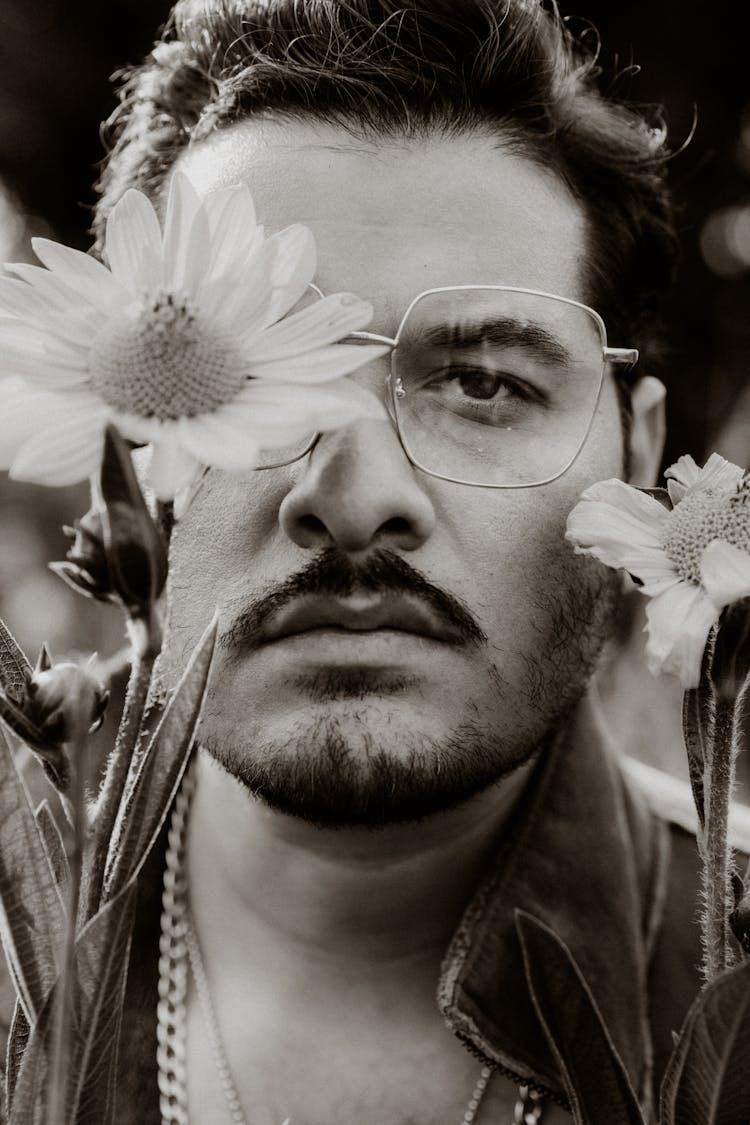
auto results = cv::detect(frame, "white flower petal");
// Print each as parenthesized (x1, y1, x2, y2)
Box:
(147, 432, 202, 500)
(9, 399, 107, 485)
(204, 183, 257, 240)
(236, 377, 387, 431)
(1, 353, 88, 390)
(0, 275, 101, 351)
(199, 227, 267, 321)
(242, 293, 376, 362)
(30, 238, 126, 313)
(204, 406, 314, 451)
(203, 234, 277, 332)
(664, 454, 701, 489)
(701, 540, 750, 609)
(176, 414, 261, 472)
(107, 410, 164, 446)
(255, 224, 317, 330)
(247, 343, 391, 385)
(104, 189, 163, 294)
(0, 383, 68, 467)
(666, 479, 687, 505)
(644, 580, 720, 688)
(566, 479, 671, 582)
(306, 378, 390, 430)
(0, 274, 77, 323)
(201, 184, 260, 281)
(666, 451, 744, 498)
(32, 309, 100, 352)
(0, 320, 90, 387)
(162, 172, 205, 293)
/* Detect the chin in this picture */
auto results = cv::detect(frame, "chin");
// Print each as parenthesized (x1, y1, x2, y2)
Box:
(200, 712, 540, 829)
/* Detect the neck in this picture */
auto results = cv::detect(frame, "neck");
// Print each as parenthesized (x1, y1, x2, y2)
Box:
(186, 748, 537, 966)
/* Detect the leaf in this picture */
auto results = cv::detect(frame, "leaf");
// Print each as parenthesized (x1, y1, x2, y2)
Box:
(0, 693, 46, 755)
(0, 621, 31, 707)
(516, 911, 646, 1125)
(681, 623, 719, 834)
(9, 882, 137, 1125)
(682, 687, 710, 832)
(102, 614, 218, 900)
(4, 1001, 29, 1113)
(0, 729, 66, 1024)
(660, 956, 750, 1125)
(65, 884, 136, 1124)
(35, 800, 70, 891)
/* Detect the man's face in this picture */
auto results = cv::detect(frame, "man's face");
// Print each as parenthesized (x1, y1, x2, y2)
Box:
(162, 121, 626, 826)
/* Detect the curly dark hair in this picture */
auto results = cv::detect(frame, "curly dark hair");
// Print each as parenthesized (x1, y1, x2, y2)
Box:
(94, 0, 678, 373)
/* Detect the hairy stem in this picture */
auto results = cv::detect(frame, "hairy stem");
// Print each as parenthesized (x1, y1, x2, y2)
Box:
(46, 724, 87, 1121)
(79, 500, 172, 923)
(701, 696, 740, 981)
(78, 644, 157, 923)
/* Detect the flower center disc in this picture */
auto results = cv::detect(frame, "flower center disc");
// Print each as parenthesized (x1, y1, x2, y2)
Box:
(88, 290, 246, 420)
(663, 487, 750, 583)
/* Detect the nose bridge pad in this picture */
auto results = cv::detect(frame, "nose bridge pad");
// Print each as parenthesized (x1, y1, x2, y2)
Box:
(383, 371, 399, 428)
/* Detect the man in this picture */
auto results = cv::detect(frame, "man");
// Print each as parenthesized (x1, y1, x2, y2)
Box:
(95, 1, 712, 1121)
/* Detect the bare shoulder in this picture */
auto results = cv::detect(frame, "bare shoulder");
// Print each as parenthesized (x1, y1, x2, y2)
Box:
(620, 755, 750, 854)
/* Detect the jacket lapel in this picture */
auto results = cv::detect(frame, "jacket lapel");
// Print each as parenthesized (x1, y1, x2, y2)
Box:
(438, 697, 666, 1108)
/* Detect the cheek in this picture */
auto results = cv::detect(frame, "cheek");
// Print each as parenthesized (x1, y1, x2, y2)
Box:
(432, 489, 573, 636)
(163, 471, 286, 643)
(430, 395, 624, 640)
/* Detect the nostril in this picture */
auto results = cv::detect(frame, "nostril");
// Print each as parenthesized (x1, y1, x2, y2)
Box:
(298, 513, 328, 536)
(381, 516, 410, 535)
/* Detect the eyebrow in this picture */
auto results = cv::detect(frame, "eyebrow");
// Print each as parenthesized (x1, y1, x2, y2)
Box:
(412, 317, 573, 367)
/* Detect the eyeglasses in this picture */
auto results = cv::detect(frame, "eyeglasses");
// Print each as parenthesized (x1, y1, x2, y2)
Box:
(256, 285, 638, 488)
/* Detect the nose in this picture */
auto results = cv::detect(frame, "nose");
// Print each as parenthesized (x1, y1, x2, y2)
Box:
(278, 416, 436, 554)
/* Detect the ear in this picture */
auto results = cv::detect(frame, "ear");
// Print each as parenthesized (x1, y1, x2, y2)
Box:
(627, 376, 666, 487)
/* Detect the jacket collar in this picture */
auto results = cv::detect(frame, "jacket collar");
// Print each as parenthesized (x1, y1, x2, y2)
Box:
(437, 695, 665, 1108)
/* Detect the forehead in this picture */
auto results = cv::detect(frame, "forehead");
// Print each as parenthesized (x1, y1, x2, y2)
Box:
(175, 119, 589, 329)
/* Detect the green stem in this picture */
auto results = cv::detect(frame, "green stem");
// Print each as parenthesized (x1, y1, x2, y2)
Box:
(78, 644, 156, 923)
(80, 500, 173, 923)
(701, 696, 740, 981)
(46, 724, 87, 1122)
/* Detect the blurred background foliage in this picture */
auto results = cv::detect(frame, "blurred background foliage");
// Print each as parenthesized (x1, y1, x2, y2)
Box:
(0, 0, 748, 792)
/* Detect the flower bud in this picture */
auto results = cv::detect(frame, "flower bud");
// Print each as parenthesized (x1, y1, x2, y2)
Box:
(99, 425, 169, 619)
(27, 662, 109, 743)
(0, 653, 109, 791)
(50, 509, 119, 605)
(50, 426, 169, 626)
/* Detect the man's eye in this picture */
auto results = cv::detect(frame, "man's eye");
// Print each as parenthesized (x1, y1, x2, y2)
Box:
(452, 368, 515, 401)
(428, 365, 539, 405)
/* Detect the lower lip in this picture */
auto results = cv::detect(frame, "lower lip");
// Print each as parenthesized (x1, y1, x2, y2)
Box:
(254, 627, 452, 665)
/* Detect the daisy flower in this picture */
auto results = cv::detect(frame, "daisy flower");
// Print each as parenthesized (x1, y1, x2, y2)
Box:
(0, 172, 388, 500)
(566, 453, 750, 688)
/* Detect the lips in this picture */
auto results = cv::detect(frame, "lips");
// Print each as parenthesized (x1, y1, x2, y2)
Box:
(253, 594, 468, 647)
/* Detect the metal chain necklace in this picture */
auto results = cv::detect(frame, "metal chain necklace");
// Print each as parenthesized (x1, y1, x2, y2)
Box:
(156, 763, 546, 1125)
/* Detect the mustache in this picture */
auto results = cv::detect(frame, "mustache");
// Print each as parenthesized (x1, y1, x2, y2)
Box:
(220, 547, 487, 650)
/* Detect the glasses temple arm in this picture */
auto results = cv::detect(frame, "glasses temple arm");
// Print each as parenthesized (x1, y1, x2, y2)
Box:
(341, 330, 398, 346)
(604, 346, 639, 367)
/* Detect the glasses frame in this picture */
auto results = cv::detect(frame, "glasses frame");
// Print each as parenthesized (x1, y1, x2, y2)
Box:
(259, 284, 639, 489)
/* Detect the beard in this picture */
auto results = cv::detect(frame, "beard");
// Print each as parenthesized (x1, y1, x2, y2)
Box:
(196, 547, 620, 829)
(203, 714, 549, 829)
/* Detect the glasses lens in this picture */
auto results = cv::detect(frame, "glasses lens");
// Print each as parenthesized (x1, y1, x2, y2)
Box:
(392, 288, 606, 486)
